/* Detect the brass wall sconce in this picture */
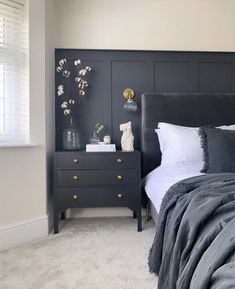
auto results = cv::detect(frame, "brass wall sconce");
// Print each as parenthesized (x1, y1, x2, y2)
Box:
(123, 88, 138, 112)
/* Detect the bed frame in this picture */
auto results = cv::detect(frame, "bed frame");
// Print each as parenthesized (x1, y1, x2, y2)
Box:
(141, 92, 235, 222)
(141, 92, 235, 177)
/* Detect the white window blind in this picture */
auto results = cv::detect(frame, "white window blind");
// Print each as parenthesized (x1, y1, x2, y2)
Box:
(0, 0, 28, 145)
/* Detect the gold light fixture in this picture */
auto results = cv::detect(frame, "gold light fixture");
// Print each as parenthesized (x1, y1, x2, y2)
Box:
(123, 88, 138, 112)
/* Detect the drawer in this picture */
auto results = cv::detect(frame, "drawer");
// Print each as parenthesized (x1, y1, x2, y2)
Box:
(56, 169, 138, 187)
(54, 152, 139, 169)
(56, 187, 139, 208)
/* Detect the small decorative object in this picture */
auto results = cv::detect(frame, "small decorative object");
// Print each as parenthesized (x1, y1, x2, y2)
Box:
(120, 121, 134, 151)
(56, 57, 92, 150)
(61, 99, 75, 116)
(103, 135, 111, 144)
(90, 122, 104, 144)
(61, 99, 81, 150)
(63, 116, 81, 150)
(57, 85, 64, 96)
(74, 61, 91, 96)
(123, 88, 138, 112)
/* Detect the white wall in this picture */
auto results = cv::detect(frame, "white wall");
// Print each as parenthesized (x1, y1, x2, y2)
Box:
(45, 0, 55, 220)
(0, 0, 55, 250)
(55, 0, 235, 52)
(0, 0, 47, 227)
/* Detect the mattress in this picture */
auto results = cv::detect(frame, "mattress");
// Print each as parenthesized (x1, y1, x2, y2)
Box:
(144, 163, 204, 213)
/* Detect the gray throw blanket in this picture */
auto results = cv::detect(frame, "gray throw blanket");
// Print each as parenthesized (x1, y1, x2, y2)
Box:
(149, 173, 235, 289)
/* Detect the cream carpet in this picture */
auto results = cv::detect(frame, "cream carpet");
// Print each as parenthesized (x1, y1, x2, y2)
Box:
(0, 217, 157, 289)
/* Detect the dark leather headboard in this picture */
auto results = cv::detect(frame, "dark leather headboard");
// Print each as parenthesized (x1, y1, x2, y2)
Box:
(141, 93, 235, 177)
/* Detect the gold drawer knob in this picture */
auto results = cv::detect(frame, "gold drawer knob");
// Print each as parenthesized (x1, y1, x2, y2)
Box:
(117, 175, 123, 180)
(117, 158, 123, 163)
(117, 193, 123, 199)
(73, 175, 79, 181)
(73, 194, 79, 200)
(73, 158, 79, 164)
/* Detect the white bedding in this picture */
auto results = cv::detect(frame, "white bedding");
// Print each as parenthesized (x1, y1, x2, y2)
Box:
(144, 163, 204, 212)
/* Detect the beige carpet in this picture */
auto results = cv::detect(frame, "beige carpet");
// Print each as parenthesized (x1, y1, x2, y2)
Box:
(0, 217, 157, 289)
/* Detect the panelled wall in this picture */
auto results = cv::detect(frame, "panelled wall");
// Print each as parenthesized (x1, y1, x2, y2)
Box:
(55, 49, 235, 151)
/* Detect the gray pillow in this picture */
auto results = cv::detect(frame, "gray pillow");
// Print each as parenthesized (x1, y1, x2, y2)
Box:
(199, 127, 235, 173)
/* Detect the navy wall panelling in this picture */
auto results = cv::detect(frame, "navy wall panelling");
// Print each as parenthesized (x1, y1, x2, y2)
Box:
(55, 49, 235, 151)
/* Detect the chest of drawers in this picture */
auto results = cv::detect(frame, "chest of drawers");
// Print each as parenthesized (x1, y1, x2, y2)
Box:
(53, 151, 141, 233)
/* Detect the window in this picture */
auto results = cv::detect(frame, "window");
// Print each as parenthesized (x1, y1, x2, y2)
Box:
(0, 0, 28, 145)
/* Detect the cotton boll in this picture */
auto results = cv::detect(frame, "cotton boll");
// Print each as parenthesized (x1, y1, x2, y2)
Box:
(59, 59, 66, 66)
(64, 109, 71, 115)
(78, 69, 86, 76)
(79, 90, 85, 96)
(57, 85, 64, 95)
(75, 77, 81, 83)
(56, 66, 62, 72)
(63, 70, 70, 78)
(69, 99, 75, 104)
(74, 59, 81, 66)
(61, 101, 68, 108)
(57, 90, 64, 96)
(78, 83, 84, 89)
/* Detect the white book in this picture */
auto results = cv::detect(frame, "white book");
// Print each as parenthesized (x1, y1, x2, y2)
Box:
(86, 144, 116, 152)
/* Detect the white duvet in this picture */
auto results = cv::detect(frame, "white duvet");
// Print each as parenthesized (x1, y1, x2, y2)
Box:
(144, 163, 204, 212)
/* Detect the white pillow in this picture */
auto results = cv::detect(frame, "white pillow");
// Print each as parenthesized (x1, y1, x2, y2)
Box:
(156, 123, 203, 167)
(155, 123, 235, 167)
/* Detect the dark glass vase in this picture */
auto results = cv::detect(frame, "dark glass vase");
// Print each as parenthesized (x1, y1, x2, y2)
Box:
(63, 117, 81, 150)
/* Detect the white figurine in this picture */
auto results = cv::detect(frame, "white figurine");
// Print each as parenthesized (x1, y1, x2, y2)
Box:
(120, 121, 134, 151)
(103, 135, 111, 144)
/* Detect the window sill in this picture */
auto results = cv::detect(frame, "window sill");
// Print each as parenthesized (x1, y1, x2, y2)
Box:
(0, 142, 38, 148)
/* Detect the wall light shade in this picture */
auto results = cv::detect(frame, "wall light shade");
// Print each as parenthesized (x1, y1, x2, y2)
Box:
(124, 99, 138, 112)
(123, 88, 138, 112)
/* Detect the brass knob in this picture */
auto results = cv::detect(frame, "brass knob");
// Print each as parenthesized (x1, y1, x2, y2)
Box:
(73, 158, 79, 164)
(73, 194, 79, 200)
(117, 158, 123, 163)
(117, 175, 123, 180)
(117, 193, 123, 199)
(73, 175, 79, 181)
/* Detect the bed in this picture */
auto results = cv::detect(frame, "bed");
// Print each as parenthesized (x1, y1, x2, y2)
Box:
(141, 93, 235, 289)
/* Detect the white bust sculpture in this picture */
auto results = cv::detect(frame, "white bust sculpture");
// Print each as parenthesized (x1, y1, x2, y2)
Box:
(120, 121, 134, 151)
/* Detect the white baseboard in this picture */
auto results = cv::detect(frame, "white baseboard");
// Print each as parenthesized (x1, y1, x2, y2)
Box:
(0, 215, 49, 252)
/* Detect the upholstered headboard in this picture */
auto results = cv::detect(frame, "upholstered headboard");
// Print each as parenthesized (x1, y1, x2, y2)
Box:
(141, 93, 235, 177)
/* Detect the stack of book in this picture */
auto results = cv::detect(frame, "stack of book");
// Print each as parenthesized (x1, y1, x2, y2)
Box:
(86, 144, 116, 152)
